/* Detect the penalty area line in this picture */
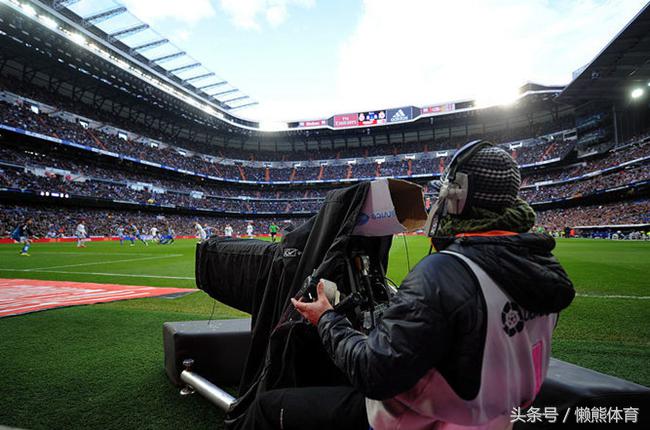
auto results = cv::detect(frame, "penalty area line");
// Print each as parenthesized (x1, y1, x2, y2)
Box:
(0, 268, 194, 280)
(24, 254, 184, 271)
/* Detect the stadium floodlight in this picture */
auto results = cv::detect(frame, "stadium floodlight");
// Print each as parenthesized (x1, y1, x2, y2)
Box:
(109, 24, 150, 40)
(199, 81, 227, 90)
(21, 3, 37, 17)
(82, 7, 127, 27)
(70, 32, 86, 46)
(259, 121, 288, 131)
(39, 15, 58, 30)
(185, 72, 215, 82)
(631, 88, 644, 99)
(168, 63, 201, 73)
(130, 39, 169, 53)
(150, 52, 186, 63)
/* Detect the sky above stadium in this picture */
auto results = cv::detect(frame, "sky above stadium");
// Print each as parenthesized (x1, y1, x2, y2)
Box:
(106, 0, 647, 122)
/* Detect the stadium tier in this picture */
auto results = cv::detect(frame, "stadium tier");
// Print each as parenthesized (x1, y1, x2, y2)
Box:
(0, 96, 581, 181)
(0, 96, 648, 218)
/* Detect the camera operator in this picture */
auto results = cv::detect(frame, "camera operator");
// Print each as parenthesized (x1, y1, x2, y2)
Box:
(240, 142, 575, 430)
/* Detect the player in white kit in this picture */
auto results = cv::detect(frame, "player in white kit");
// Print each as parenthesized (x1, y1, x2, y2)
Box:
(195, 222, 207, 242)
(224, 224, 234, 237)
(75, 220, 88, 248)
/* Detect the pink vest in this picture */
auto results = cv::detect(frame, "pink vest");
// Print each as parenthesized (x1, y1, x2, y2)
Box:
(367, 251, 557, 430)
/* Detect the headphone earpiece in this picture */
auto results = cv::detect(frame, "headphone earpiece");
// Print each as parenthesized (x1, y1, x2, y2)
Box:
(445, 172, 469, 215)
(426, 140, 492, 237)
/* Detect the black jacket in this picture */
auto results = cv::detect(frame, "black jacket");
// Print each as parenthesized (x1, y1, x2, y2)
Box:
(318, 233, 575, 401)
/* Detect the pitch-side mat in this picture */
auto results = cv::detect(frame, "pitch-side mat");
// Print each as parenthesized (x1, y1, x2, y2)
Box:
(0, 278, 196, 318)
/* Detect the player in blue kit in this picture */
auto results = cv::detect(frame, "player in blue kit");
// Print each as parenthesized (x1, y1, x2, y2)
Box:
(159, 225, 175, 245)
(11, 218, 36, 256)
(131, 224, 149, 246)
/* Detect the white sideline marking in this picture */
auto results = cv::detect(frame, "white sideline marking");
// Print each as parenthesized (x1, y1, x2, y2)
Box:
(24, 254, 183, 271)
(0, 269, 194, 280)
(0, 251, 160, 256)
(576, 293, 650, 300)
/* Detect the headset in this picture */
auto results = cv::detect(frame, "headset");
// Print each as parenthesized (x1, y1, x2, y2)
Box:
(424, 139, 494, 237)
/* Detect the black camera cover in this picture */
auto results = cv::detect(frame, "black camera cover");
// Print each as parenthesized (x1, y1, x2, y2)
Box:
(195, 182, 393, 427)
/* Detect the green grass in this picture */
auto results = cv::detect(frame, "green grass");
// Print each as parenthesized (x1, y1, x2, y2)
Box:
(0, 237, 649, 429)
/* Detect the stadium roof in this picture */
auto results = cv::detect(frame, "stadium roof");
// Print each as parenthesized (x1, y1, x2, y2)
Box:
(42, 0, 258, 112)
(558, 2, 650, 104)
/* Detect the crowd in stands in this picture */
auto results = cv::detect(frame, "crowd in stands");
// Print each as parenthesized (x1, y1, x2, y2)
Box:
(0, 145, 324, 198)
(510, 139, 575, 165)
(0, 97, 578, 181)
(522, 140, 649, 185)
(0, 167, 322, 214)
(0, 204, 303, 238)
(1, 79, 573, 162)
(519, 164, 649, 202)
(536, 200, 649, 231)
(2, 135, 648, 215)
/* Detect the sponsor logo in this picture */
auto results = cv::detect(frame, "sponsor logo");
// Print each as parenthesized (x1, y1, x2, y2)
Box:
(299, 120, 327, 127)
(501, 302, 524, 336)
(501, 302, 550, 336)
(283, 248, 302, 258)
(356, 211, 396, 225)
(370, 210, 396, 220)
(390, 109, 409, 123)
(356, 213, 370, 226)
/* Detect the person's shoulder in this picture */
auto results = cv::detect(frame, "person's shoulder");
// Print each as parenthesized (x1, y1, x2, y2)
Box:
(404, 252, 480, 303)
(410, 251, 472, 278)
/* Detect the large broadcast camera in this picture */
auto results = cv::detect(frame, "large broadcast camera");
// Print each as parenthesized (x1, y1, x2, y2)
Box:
(196, 179, 425, 332)
(191, 179, 427, 421)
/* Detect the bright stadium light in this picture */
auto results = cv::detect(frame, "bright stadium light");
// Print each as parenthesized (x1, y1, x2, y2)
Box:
(70, 32, 86, 46)
(39, 15, 58, 29)
(475, 84, 521, 108)
(21, 3, 36, 16)
(259, 121, 288, 131)
(631, 88, 644, 99)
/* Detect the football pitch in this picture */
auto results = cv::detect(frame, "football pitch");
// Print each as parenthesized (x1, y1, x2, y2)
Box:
(0, 237, 648, 429)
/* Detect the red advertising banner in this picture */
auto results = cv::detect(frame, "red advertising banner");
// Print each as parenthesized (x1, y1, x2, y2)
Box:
(334, 111, 388, 128)
(298, 119, 328, 127)
(333, 113, 358, 128)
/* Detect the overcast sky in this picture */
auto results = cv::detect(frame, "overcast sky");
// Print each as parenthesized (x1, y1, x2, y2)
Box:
(114, 0, 648, 122)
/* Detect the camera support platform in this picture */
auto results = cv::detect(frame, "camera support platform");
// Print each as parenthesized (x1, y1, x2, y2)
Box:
(163, 319, 650, 426)
(180, 358, 235, 411)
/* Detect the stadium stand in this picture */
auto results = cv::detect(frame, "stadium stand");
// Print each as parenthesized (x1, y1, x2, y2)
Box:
(536, 199, 650, 233)
(0, 95, 580, 181)
(2, 126, 648, 217)
(0, 203, 300, 238)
